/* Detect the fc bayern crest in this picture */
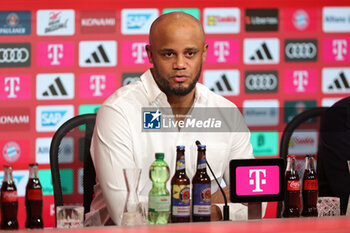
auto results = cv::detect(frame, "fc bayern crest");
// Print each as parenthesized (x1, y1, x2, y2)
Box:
(2, 141, 21, 163)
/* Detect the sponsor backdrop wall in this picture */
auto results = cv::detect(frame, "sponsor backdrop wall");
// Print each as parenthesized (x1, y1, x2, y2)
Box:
(0, 0, 349, 228)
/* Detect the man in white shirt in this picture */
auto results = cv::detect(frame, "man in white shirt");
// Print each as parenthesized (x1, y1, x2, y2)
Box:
(85, 12, 261, 226)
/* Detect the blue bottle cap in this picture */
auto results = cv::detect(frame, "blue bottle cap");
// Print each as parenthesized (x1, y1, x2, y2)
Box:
(176, 145, 185, 149)
(197, 145, 206, 149)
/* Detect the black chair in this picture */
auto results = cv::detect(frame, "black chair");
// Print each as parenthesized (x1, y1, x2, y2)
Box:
(50, 114, 96, 225)
(277, 107, 328, 217)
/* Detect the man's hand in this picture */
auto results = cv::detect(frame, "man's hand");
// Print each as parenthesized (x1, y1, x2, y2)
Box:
(211, 205, 222, 221)
(210, 186, 230, 221)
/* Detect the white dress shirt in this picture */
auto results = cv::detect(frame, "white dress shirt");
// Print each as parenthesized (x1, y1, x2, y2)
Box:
(85, 69, 260, 226)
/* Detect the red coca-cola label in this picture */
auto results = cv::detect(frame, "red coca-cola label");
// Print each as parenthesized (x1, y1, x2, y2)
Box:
(303, 180, 318, 190)
(287, 180, 300, 191)
(26, 189, 42, 200)
(1, 190, 18, 202)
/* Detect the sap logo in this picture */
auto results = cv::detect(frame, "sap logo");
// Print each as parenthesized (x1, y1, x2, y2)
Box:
(122, 9, 158, 35)
(36, 105, 74, 132)
(41, 111, 67, 126)
(127, 14, 151, 29)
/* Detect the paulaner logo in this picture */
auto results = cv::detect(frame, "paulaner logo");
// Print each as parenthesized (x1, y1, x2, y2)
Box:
(142, 107, 240, 132)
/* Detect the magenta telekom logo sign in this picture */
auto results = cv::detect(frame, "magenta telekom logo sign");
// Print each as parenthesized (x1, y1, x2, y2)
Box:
(37, 42, 74, 67)
(205, 40, 239, 64)
(284, 69, 317, 94)
(323, 38, 350, 62)
(79, 73, 116, 98)
(122, 41, 149, 65)
(0, 75, 31, 100)
(236, 166, 279, 196)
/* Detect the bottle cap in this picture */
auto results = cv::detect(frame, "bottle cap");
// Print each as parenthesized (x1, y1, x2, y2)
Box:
(155, 153, 164, 160)
(287, 154, 296, 158)
(197, 145, 206, 149)
(305, 154, 314, 158)
(176, 145, 185, 150)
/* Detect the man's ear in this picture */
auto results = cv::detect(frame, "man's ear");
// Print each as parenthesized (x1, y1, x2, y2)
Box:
(145, 44, 154, 64)
(202, 43, 209, 63)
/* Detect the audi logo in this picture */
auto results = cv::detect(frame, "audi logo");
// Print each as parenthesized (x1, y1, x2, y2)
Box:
(245, 74, 277, 90)
(0, 48, 29, 63)
(285, 42, 317, 59)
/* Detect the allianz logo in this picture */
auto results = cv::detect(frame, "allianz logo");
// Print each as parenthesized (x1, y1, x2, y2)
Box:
(245, 108, 277, 116)
(41, 110, 67, 126)
(325, 16, 350, 23)
(127, 14, 151, 29)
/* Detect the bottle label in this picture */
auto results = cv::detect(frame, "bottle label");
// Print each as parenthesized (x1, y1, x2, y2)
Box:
(26, 189, 42, 200)
(1, 190, 18, 202)
(197, 155, 207, 170)
(148, 195, 170, 213)
(303, 180, 318, 190)
(192, 184, 211, 216)
(172, 185, 190, 217)
(176, 156, 185, 171)
(287, 180, 300, 191)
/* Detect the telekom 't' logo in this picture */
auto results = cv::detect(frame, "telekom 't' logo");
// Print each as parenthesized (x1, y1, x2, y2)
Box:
(236, 166, 279, 196)
(249, 169, 266, 192)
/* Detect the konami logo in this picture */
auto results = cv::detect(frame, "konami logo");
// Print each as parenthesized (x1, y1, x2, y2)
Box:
(80, 10, 116, 34)
(0, 108, 30, 131)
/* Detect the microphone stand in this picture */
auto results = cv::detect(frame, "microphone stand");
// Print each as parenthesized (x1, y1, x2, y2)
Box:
(195, 141, 230, 221)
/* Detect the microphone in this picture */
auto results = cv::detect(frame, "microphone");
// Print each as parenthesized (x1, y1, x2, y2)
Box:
(195, 140, 230, 221)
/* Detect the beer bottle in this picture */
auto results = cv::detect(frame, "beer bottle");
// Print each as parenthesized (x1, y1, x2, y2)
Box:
(301, 155, 318, 217)
(282, 155, 301, 218)
(25, 163, 44, 229)
(171, 146, 190, 223)
(148, 153, 170, 224)
(0, 165, 19, 230)
(192, 145, 211, 222)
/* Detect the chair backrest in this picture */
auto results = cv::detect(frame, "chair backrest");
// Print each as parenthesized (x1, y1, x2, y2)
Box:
(50, 114, 96, 224)
(277, 106, 328, 217)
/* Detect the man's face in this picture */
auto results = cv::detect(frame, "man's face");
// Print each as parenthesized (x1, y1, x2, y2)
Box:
(146, 22, 208, 96)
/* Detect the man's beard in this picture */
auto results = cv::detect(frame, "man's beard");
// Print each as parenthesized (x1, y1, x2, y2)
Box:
(152, 65, 202, 96)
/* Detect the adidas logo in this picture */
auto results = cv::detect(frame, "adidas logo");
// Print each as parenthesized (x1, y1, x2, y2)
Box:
(327, 72, 350, 91)
(79, 41, 117, 67)
(36, 73, 74, 100)
(249, 43, 273, 61)
(204, 70, 239, 96)
(85, 45, 110, 64)
(244, 38, 279, 64)
(210, 74, 233, 93)
(42, 77, 68, 96)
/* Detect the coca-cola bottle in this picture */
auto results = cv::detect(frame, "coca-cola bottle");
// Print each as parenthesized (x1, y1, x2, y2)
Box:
(301, 155, 318, 217)
(0, 165, 19, 230)
(25, 163, 44, 229)
(282, 155, 301, 217)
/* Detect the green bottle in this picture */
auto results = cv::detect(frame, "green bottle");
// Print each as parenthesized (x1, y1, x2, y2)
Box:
(148, 153, 170, 224)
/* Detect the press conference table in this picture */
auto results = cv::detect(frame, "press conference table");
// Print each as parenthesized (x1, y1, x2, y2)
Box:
(19, 216, 350, 233)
